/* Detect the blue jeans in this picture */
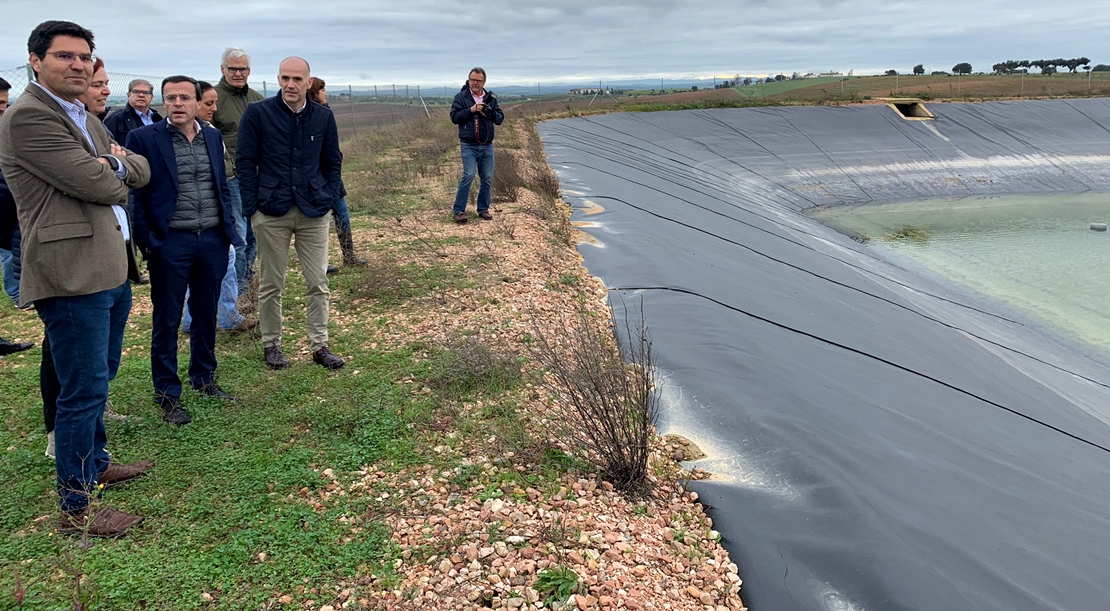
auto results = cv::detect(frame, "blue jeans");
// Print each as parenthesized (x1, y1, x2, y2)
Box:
(453, 143, 494, 215)
(36, 282, 131, 512)
(228, 178, 257, 292)
(332, 196, 352, 233)
(148, 229, 229, 400)
(183, 245, 243, 332)
(0, 248, 17, 304)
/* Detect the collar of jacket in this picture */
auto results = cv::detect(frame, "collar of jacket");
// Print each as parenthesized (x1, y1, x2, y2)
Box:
(218, 76, 252, 97)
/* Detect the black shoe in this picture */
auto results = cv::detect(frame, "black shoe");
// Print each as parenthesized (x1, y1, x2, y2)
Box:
(0, 337, 35, 356)
(478, 210, 493, 220)
(326, 265, 340, 275)
(265, 345, 290, 370)
(157, 396, 192, 426)
(195, 382, 239, 402)
(312, 346, 345, 370)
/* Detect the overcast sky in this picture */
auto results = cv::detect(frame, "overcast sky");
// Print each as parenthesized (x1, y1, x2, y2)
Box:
(1, 0, 1107, 86)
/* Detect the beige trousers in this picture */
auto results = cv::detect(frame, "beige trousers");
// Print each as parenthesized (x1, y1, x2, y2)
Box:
(252, 207, 331, 351)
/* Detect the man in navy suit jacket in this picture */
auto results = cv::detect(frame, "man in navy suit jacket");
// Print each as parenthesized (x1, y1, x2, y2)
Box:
(125, 75, 244, 426)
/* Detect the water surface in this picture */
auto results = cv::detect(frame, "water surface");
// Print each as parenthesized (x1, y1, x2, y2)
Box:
(812, 193, 1110, 356)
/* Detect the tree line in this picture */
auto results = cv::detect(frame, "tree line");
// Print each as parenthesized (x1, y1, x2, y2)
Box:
(991, 58, 1091, 75)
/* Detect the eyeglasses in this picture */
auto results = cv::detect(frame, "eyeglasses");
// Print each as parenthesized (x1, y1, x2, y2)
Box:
(130, 89, 153, 96)
(224, 66, 250, 74)
(469, 78, 485, 83)
(163, 94, 194, 103)
(45, 51, 97, 64)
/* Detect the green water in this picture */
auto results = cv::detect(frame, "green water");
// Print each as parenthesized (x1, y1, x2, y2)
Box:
(812, 193, 1110, 356)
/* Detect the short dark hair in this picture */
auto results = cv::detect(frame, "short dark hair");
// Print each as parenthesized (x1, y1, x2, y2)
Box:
(198, 81, 215, 96)
(307, 77, 326, 101)
(161, 75, 201, 100)
(469, 67, 486, 79)
(27, 21, 95, 59)
(0, 77, 10, 93)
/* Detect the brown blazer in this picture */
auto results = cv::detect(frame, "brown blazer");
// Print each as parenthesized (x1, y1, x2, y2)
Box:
(0, 84, 150, 306)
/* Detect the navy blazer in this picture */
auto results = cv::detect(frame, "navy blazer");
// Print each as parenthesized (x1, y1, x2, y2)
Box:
(125, 120, 244, 255)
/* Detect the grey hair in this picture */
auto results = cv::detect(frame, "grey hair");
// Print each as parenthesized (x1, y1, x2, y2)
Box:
(221, 47, 250, 68)
(127, 78, 152, 92)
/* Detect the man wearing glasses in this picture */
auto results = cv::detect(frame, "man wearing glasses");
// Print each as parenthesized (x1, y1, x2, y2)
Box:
(103, 78, 163, 144)
(450, 67, 504, 223)
(212, 48, 263, 296)
(0, 20, 153, 537)
(125, 76, 244, 426)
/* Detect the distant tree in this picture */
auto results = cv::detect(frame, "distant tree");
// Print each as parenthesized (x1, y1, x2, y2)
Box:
(931, 71, 949, 76)
(913, 64, 925, 75)
(791, 71, 801, 80)
(742, 77, 753, 86)
(952, 62, 972, 75)
(1042, 65, 1057, 75)
(774, 74, 786, 81)
(691, 85, 698, 91)
(885, 69, 898, 76)
(1093, 64, 1110, 72)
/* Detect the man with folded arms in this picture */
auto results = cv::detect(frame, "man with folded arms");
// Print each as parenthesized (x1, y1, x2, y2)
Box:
(126, 76, 244, 425)
(237, 57, 344, 370)
(0, 20, 153, 537)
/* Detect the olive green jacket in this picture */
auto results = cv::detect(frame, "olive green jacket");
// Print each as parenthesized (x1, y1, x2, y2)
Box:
(211, 77, 263, 178)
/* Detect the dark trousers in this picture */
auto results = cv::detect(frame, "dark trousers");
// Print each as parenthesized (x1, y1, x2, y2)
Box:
(41, 333, 61, 432)
(148, 228, 229, 400)
(36, 282, 131, 512)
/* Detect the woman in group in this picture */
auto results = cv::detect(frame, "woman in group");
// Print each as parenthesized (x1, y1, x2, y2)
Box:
(307, 77, 365, 273)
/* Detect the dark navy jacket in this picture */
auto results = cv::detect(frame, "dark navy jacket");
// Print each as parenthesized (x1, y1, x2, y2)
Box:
(125, 120, 243, 256)
(450, 85, 504, 144)
(235, 96, 342, 218)
(103, 103, 164, 146)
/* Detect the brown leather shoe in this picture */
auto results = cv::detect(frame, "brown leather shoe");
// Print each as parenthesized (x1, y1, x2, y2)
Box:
(265, 345, 290, 370)
(453, 211, 468, 224)
(223, 318, 259, 334)
(312, 346, 345, 370)
(59, 505, 144, 538)
(98, 460, 155, 489)
(478, 210, 493, 220)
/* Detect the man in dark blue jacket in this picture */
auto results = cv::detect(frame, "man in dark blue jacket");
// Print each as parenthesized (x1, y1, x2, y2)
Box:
(126, 76, 244, 425)
(103, 79, 163, 144)
(450, 67, 504, 223)
(236, 57, 344, 371)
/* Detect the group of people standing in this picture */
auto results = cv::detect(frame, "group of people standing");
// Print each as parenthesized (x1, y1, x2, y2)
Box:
(0, 18, 507, 539)
(0, 20, 358, 536)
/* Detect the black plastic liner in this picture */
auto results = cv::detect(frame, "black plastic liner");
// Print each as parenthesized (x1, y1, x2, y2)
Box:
(537, 99, 1110, 611)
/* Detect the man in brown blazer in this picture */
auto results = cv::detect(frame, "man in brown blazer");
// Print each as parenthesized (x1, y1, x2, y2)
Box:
(0, 20, 154, 537)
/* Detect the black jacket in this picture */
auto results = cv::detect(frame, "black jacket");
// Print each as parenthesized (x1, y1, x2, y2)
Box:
(0, 168, 15, 251)
(102, 104, 164, 145)
(450, 85, 504, 144)
(235, 96, 343, 219)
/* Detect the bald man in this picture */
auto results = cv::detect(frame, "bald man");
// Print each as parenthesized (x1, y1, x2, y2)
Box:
(236, 57, 344, 370)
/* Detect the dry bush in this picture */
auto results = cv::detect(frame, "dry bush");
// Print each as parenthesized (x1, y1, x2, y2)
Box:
(493, 149, 525, 203)
(529, 298, 657, 495)
(424, 334, 523, 398)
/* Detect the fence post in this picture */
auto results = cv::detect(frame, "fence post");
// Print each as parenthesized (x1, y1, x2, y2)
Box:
(375, 85, 380, 127)
(262, 81, 267, 97)
(349, 85, 356, 138)
(391, 85, 397, 124)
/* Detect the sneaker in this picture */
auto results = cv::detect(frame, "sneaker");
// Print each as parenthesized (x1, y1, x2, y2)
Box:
(195, 382, 239, 402)
(326, 265, 340, 275)
(312, 346, 345, 370)
(157, 396, 192, 426)
(478, 210, 493, 220)
(265, 345, 290, 370)
(58, 504, 143, 538)
(453, 212, 468, 224)
(45, 430, 55, 459)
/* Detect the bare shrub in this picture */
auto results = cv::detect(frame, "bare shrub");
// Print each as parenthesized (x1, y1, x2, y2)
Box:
(493, 150, 525, 203)
(529, 298, 657, 494)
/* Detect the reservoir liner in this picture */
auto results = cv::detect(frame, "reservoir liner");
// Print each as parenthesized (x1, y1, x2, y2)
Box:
(538, 98, 1110, 611)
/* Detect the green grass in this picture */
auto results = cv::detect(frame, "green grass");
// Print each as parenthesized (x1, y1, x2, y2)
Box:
(733, 77, 848, 98)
